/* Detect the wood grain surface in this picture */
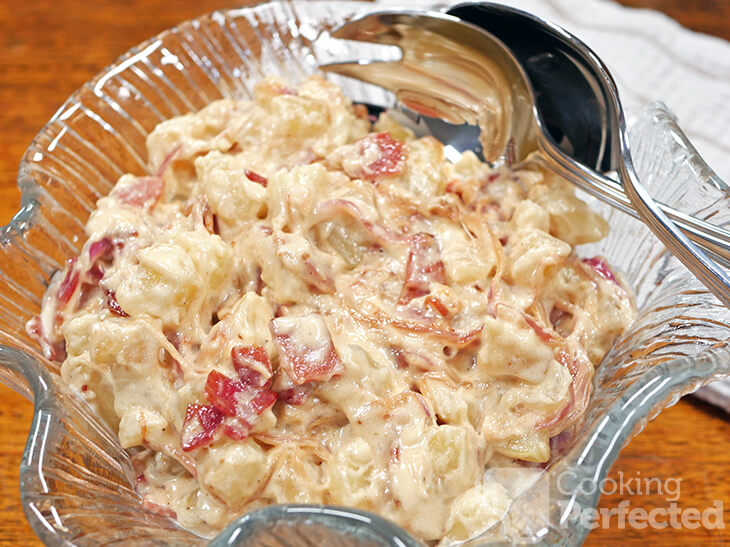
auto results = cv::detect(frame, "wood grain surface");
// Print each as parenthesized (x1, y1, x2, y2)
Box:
(0, 1, 728, 545)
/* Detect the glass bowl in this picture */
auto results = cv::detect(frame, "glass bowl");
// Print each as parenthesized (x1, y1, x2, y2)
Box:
(0, 1, 728, 545)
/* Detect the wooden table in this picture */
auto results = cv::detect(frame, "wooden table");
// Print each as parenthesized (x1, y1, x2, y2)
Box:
(0, 1, 728, 544)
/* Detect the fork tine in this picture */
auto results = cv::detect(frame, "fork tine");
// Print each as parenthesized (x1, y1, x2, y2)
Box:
(320, 10, 537, 164)
(330, 11, 454, 45)
(330, 13, 395, 43)
(321, 56, 488, 128)
(320, 60, 396, 85)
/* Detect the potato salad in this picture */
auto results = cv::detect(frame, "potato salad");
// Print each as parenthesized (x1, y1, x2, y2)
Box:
(28, 75, 635, 543)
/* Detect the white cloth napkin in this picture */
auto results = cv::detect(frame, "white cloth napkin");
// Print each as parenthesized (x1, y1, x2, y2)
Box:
(374, 0, 730, 412)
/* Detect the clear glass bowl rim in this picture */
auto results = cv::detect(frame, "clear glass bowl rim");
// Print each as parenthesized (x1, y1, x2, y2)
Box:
(1, 2, 728, 546)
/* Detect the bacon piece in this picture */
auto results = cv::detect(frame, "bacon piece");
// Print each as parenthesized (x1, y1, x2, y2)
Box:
(245, 169, 268, 187)
(86, 262, 105, 284)
(164, 330, 186, 353)
(581, 256, 619, 285)
(399, 233, 447, 304)
(388, 346, 438, 372)
(266, 82, 296, 96)
(444, 180, 471, 203)
(390, 346, 409, 369)
(205, 370, 244, 417)
(520, 312, 557, 345)
(271, 314, 345, 385)
(114, 176, 164, 208)
(231, 345, 272, 388)
(549, 430, 573, 457)
(181, 403, 224, 451)
(198, 198, 219, 235)
(57, 259, 80, 306)
(204, 211, 219, 235)
(142, 498, 177, 519)
(49, 339, 66, 362)
(250, 389, 278, 414)
(302, 256, 335, 294)
(88, 237, 114, 263)
(277, 383, 314, 405)
(221, 417, 251, 441)
(356, 132, 406, 180)
(83, 236, 125, 288)
(26, 315, 66, 362)
(425, 295, 449, 317)
(203, 369, 277, 440)
(105, 289, 129, 317)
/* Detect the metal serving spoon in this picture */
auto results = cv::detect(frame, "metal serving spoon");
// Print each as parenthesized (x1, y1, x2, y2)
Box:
(321, 6, 730, 307)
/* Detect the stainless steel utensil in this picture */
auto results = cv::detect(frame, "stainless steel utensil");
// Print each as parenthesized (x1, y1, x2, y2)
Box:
(321, 7, 730, 307)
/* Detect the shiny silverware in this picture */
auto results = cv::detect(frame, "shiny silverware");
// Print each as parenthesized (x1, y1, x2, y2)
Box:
(321, 7, 730, 307)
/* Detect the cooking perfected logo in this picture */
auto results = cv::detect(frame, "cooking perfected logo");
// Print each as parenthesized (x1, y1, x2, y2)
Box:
(483, 467, 725, 542)
(555, 470, 725, 532)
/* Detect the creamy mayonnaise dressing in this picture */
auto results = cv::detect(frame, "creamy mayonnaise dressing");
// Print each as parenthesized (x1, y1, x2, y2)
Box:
(28, 76, 635, 543)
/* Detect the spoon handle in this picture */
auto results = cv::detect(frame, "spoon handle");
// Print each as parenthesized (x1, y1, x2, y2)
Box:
(622, 102, 730, 308)
(537, 138, 730, 270)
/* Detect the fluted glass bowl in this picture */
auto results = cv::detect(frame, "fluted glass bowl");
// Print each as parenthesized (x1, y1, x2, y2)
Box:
(1, 2, 728, 545)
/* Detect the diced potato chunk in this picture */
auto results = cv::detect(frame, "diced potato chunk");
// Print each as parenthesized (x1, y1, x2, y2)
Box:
(198, 440, 269, 507)
(478, 316, 554, 383)
(443, 483, 511, 543)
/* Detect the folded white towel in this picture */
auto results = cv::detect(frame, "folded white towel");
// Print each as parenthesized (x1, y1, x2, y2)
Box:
(695, 383, 730, 413)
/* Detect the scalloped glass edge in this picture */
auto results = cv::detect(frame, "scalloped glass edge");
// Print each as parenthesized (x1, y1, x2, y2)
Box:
(0, 2, 728, 546)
